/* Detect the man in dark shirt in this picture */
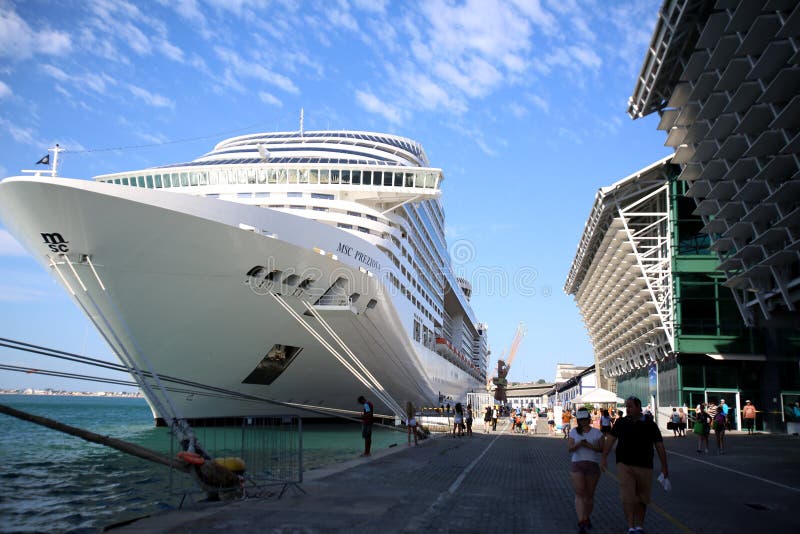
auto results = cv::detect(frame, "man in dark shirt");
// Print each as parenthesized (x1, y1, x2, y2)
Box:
(358, 395, 374, 457)
(601, 396, 668, 534)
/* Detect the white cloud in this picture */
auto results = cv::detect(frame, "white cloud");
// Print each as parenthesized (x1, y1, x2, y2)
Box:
(507, 102, 527, 118)
(214, 46, 300, 94)
(0, 230, 27, 256)
(0, 5, 72, 59)
(160, 40, 184, 62)
(0, 284, 50, 302)
(355, 90, 402, 123)
(569, 45, 602, 70)
(0, 80, 11, 98)
(352, 0, 387, 13)
(128, 85, 175, 109)
(527, 93, 550, 114)
(258, 91, 283, 107)
(0, 117, 41, 146)
(40, 65, 115, 95)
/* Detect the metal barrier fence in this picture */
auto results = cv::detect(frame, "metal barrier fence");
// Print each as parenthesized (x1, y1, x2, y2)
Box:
(169, 415, 303, 502)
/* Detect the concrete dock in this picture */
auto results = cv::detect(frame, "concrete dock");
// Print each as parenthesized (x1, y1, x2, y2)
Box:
(116, 420, 800, 533)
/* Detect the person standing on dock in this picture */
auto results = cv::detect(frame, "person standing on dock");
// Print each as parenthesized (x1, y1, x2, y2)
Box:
(406, 401, 418, 447)
(569, 409, 604, 533)
(484, 405, 492, 433)
(601, 395, 668, 534)
(491, 405, 498, 432)
(466, 404, 474, 437)
(358, 395, 374, 457)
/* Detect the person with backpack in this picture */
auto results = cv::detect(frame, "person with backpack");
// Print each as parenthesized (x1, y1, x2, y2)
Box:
(669, 408, 681, 437)
(694, 403, 711, 454)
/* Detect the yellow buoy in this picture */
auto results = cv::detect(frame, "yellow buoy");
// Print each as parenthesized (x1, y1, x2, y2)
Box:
(213, 456, 246, 474)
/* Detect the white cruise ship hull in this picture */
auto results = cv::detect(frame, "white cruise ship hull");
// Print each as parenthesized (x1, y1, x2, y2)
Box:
(0, 177, 481, 421)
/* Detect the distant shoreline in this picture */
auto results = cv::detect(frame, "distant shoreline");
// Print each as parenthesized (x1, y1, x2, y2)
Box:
(0, 390, 143, 398)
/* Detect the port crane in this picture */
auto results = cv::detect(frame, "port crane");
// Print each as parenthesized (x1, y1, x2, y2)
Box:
(491, 322, 526, 403)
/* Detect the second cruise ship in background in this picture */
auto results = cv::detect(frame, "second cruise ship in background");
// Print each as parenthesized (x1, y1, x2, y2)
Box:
(0, 126, 489, 423)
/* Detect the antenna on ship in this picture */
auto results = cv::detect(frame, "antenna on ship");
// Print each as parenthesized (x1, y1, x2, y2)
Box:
(299, 108, 304, 138)
(21, 144, 62, 178)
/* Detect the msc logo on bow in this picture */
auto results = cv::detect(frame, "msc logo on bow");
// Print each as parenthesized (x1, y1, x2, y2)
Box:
(41, 232, 69, 253)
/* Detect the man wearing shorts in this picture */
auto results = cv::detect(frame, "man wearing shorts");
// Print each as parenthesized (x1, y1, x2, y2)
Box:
(601, 396, 668, 534)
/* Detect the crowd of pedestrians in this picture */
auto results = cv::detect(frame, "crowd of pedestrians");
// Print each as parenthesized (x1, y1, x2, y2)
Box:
(359, 393, 769, 533)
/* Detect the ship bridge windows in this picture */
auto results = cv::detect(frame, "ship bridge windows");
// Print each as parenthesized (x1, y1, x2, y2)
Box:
(103, 166, 441, 195)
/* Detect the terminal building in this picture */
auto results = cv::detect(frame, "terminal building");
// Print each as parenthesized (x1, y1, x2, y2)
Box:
(567, 0, 800, 431)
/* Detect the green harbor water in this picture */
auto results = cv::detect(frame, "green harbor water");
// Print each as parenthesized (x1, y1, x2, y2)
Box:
(0, 395, 403, 532)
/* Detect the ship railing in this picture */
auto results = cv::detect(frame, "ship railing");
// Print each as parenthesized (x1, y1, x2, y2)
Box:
(169, 415, 303, 502)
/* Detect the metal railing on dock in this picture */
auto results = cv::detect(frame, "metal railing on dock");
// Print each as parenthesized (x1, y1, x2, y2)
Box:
(169, 415, 303, 501)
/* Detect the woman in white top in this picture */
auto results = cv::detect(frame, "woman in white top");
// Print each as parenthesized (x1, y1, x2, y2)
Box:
(568, 408, 604, 534)
(405, 401, 418, 446)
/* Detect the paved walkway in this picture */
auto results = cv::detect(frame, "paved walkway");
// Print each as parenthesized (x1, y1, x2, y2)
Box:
(116, 419, 800, 533)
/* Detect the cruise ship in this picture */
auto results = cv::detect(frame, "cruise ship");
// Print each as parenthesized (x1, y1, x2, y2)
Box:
(0, 130, 489, 423)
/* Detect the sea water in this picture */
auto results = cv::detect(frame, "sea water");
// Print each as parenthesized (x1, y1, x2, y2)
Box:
(0, 395, 402, 532)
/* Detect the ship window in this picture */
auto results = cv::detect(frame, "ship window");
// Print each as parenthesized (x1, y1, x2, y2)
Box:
(237, 192, 251, 198)
(289, 205, 304, 209)
(330, 170, 339, 184)
(394, 172, 403, 187)
(242, 344, 303, 386)
(338, 223, 353, 229)
(358, 227, 369, 233)
(155, 175, 163, 188)
(237, 169, 247, 184)
(362, 171, 372, 185)
(277, 169, 287, 184)
(180, 173, 189, 186)
(121, 178, 129, 186)
(190, 172, 198, 186)
(366, 214, 377, 221)
(352, 170, 361, 185)
(208, 193, 219, 198)
(414, 172, 424, 188)
(288, 169, 298, 184)
(348, 211, 360, 217)
(319, 169, 330, 184)
(255, 192, 269, 198)
(309, 169, 319, 184)
(144, 175, 152, 188)
(208, 171, 218, 185)
(313, 206, 328, 212)
(257, 169, 266, 184)
(405, 173, 413, 187)
(299, 169, 309, 183)
(312, 193, 334, 200)
(171, 173, 179, 187)
(288, 192, 302, 198)
(137, 176, 145, 187)
(199, 172, 208, 185)
(383, 172, 392, 186)
(247, 169, 256, 184)
(426, 172, 436, 188)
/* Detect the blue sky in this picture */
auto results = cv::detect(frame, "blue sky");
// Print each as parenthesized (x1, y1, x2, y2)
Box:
(0, 0, 671, 392)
